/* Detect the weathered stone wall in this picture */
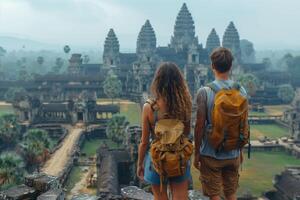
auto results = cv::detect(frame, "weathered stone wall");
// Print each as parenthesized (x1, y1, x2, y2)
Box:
(58, 132, 85, 185)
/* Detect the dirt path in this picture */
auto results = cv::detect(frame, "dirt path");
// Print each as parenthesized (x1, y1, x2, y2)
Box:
(0, 101, 11, 106)
(42, 127, 83, 176)
(66, 166, 97, 199)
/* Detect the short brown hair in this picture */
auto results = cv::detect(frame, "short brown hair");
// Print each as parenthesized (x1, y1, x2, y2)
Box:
(210, 47, 234, 73)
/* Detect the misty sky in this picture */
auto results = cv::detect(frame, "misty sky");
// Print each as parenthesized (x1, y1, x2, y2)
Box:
(0, 0, 300, 51)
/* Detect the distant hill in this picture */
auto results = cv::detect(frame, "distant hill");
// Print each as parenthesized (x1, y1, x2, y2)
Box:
(0, 36, 58, 51)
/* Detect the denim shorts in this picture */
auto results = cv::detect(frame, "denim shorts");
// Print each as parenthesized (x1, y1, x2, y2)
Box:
(144, 152, 191, 185)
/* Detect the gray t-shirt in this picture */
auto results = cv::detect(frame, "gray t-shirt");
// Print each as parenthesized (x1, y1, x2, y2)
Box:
(196, 79, 247, 160)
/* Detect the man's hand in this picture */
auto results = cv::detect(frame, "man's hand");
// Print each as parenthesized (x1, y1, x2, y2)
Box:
(194, 153, 201, 170)
(137, 164, 145, 181)
(240, 150, 244, 164)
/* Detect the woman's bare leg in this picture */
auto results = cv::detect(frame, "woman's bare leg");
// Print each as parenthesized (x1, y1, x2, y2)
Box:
(152, 184, 168, 200)
(170, 180, 188, 200)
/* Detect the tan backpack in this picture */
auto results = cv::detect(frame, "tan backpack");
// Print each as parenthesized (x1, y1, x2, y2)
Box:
(206, 82, 250, 152)
(146, 99, 193, 189)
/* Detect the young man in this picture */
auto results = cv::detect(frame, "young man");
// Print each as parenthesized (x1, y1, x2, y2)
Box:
(194, 47, 248, 200)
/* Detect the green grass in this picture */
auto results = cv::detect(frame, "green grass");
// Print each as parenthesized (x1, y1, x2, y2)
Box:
(249, 111, 268, 117)
(239, 151, 300, 196)
(250, 124, 289, 140)
(64, 166, 82, 191)
(81, 138, 120, 157)
(0, 104, 14, 116)
(119, 103, 141, 125)
(191, 151, 300, 197)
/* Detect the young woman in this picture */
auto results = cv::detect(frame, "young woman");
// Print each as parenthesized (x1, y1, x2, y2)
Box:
(137, 62, 192, 200)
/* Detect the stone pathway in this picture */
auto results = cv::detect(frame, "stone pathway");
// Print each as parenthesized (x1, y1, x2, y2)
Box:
(42, 127, 83, 176)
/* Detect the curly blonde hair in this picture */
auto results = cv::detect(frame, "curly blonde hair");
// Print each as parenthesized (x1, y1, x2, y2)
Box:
(151, 62, 192, 121)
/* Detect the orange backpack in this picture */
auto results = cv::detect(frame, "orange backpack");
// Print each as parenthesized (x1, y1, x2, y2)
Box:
(206, 82, 250, 152)
(146, 99, 193, 189)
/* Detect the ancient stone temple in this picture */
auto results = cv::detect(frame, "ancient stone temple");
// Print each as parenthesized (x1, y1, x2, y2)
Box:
(269, 166, 300, 200)
(206, 28, 221, 55)
(222, 21, 242, 63)
(103, 29, 120, 67)
(170, 3, 198, 52)
(240, 39, 256, 63)
(0, 3, 260, 102)
(284, 93, 300, 141)
(136, 20, 156, 60)
(68, 54, 83, 74)
(131, 20, 158, 94)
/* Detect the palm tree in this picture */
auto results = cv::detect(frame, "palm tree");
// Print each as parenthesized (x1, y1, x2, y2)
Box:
(63, 45, 71, 59)
(52, 57, 64, 74)
(21, 140, 49, 172)
(0, 152, 25, 189)
(106, 115, 129, 146)
(36, 56, 44, 74)
(21, 129, 51, 171)
(83, 55, 90, 64)
(23, 129, 50, 149)
(238, 73, 259, 97)
(0, 114, 21, 148)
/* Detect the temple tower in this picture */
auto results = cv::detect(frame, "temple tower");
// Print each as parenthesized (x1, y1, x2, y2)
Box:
(170, 3, 198, 52)
(222, 22, 241, 63)
(103, 28, 120, 67)
(132, 20, 157, 94)
(136, 20, 156, 62)
(68, 54, 83, 74)
(206, 28, 220, 55)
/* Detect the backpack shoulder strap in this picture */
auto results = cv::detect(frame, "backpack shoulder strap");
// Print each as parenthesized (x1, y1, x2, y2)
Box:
(232, 82, 241, 90)
(206, 82, 220, 93)
(145, 98, 159, 124)
(145, 98, 158, 111)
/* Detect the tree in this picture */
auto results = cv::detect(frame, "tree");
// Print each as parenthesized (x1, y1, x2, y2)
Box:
(103, 70, 122, 103)
(23, 129, 50, 149)
(0, 114, 21, 147)
(63, 45, 71, 56)
(106, 115, 129, 146)
(52, 57, 64, 74)
(278, 84, 295, 104)
(238, 73, 259, 97)
(36, 56, 44, 74)
(0, 46, 6, 71)
(286, 55, 300, 78)
(0, 152, 25, 189)
(83, 55, 90, 64)
(0, 46, 6, 57)
(4, 87, 27, 103)
(21, 129, 51, 171)
(262, 57, 272, 68)
(18, 57, 31, 81)
(240, 39, 255, 63)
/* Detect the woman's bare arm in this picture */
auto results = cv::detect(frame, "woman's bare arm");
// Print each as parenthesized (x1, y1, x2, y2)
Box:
(137, 103, 151, 167)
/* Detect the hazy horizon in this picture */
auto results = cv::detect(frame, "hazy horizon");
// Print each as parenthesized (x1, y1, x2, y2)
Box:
(1, 0, 300, 51)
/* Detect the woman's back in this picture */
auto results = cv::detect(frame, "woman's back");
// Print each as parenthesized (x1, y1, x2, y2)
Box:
(137, 62, 193, 200)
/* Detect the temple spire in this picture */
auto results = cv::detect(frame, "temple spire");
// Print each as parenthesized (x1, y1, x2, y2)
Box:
(103, 28, 120, 66)
(136, 20, 156, 55)
(222, 21, 241, 62)
(206, 28, 220, 54)
(170, 3, 197, 52)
